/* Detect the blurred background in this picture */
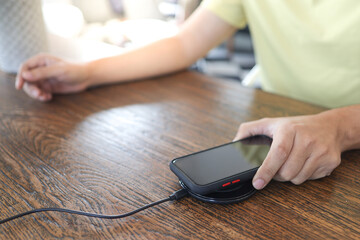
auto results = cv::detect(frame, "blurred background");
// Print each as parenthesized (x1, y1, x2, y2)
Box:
(0, 0, 255, 83)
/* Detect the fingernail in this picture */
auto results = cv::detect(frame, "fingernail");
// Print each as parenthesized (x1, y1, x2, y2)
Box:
(32, 89, 39, 97)
(253, 179, 265, 190)
(22, 71, 32, 79)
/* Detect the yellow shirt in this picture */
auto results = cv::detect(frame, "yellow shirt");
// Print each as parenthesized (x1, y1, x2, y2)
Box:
(203, 0, 360, 108)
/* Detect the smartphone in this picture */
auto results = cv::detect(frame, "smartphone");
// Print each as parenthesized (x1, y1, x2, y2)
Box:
(170, 135, 272, 195)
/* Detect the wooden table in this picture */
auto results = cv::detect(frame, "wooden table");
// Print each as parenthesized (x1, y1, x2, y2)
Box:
(0, 70, 359, 239)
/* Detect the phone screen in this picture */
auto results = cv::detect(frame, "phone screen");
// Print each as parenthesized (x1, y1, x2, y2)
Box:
(171, 135, 271, 187)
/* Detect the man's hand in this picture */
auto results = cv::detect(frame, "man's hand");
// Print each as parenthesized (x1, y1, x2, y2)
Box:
(234, 112, 346, 190)
(15, 54, 89, 101)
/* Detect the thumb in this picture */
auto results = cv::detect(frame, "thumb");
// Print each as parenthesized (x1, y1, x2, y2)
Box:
(22, 64, 64, 82)
(233, 118, 273, 141)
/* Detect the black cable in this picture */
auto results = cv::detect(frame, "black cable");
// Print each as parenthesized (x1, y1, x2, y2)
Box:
(0, 189, 188, 225)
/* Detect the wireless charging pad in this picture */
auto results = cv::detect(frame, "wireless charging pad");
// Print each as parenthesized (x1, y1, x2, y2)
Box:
(179, 180, 257, 204)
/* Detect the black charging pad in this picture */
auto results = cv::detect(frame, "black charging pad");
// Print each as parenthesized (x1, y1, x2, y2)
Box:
(179, 180, 256, 204)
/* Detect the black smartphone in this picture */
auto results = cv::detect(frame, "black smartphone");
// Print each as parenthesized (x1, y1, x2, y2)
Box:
(170, 135, 272, 195)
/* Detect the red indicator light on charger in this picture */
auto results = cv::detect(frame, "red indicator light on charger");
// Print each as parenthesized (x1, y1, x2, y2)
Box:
(222, 182, 231, 187)
(232, 179, 240, 184)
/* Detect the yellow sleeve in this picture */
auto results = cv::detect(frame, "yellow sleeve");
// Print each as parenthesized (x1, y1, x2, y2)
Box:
(201, 0, 247, 29)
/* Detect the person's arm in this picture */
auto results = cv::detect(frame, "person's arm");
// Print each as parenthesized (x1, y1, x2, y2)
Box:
(87, 7, 236, 86)
(234, 105, 360, 190)
(15, 7, 236, 101)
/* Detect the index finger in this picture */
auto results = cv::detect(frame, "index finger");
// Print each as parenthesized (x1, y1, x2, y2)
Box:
(252, 128, 296, 189)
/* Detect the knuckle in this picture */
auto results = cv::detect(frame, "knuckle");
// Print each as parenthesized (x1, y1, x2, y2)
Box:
(30, 69, 40, 79)
(291, 178, 305, 185)
(261, 166, 277, 180)
(281, 121, 296, 131)
(36, 52, 47, 58)
(33, 68, 49, 80)
(238, 122, 250, 131)
(276, 144, 289, 160)
(314, 150, 340, 169)
(302, 136, 315, 149)
(260, 117, 272, 123)
(313, 167, 330, 179)
(277, 169, 296, 181)
(319, 171, 329, 178)
(316, 144, 330, 158)
(310, 157, 321, 167)
(237, 123, 246, 132)
(328, 155, 341, 169)
(325, 170, 333, 177)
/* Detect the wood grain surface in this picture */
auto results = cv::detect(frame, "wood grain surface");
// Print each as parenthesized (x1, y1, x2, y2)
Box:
(0, 70, 359, 239)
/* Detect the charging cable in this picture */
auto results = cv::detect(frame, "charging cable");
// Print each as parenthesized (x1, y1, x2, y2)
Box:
(0, 189, 188, 225)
